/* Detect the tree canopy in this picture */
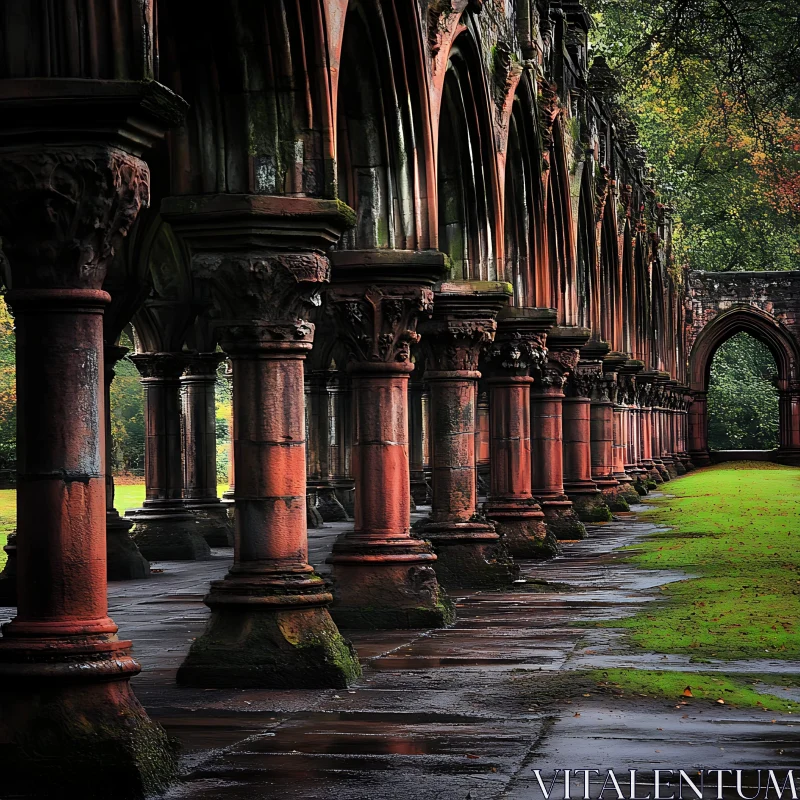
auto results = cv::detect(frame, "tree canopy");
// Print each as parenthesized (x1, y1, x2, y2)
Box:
(589, 0, 800, 272)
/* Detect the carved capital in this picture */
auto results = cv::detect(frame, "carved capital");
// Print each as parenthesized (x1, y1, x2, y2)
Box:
(182, 352, 226, 379)
(129, 352, 188, 382)
(192, 250, 329, 334)
(423, 318, 497, 373)
(565, 361, 603, 399)
(0, 146, 150, 289)
(486, 330, 548, 376)
(328, 284, 434, 366)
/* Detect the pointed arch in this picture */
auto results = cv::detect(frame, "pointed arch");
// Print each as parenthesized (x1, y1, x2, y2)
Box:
(436, 29, 500, 280)
(503, 72, 544, 306)
(335, 0, 433, 250)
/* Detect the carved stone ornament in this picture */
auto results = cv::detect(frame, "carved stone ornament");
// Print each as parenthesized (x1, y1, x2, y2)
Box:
(486, 330, 548, 376)
(424, 319, 497, 373)
(129, 352, 189, 381)
(0, 145, 150, 289)
(192, 251, 330, 346)
(327, 284, 434, 365)
(564, 361, 602, 399)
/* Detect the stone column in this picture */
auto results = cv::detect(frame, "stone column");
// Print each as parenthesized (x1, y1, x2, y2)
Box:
(330, 370, 356, 516)
(484, 308, 555, 558)
(679, 390, 695, 471)
(125, 352, 211, 560)
(563, 360, 610, 521)
(163, 194, 361, 688)
(476, 390, 491, 496)
(0, 90, 180, 791)
(530, 331, 587, 541)
(637, 377, 661, 482)
(181, 353, 234, 546)
(222, 360, 235, 504)
(415, 282, 518, 589)
(307, 369, 349, 522)
(652, 381, 672, 481)
(104, 345, 150, 579)
(326, 250, 453, 629)
(409, 374, 430, 506)
(605, 356, 641, 508)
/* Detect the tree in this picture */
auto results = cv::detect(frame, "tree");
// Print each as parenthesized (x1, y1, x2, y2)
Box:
(589, 0, 800, 272)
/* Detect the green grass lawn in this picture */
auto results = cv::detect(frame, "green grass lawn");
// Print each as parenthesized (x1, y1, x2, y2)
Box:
(580, 461, 800, 711)
(0, 483, 229, 568)
(607, 462, 800, 661)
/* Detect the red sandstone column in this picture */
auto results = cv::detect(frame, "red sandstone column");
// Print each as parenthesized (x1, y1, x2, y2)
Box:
(476, 391, 491, 495)
(416, 282, 518, 589)
(409, 375, 430, 506)
(181, 353, 233, 546)
(125, 352, 211, 560)
(0, 117, 179, 791)
(163, 194, 361, 688)
(326, 250, 453, 629)
(618, 363, 647, 496)
(484, 309, 554, 558)
(563, 360, 608, 521)
(104, 344, 150, 579)
(530, 331, 587, 540)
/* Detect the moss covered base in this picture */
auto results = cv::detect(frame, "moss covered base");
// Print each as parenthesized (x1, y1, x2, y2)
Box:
(329, 556, 455, 630)
(0, 680, 177, 800)
(178, 605, 360, 688)
(568, 493, 612, 522)
(427, 538, 520, 589)
(494, 517, 559, 559)
(541, 503, 588, 540)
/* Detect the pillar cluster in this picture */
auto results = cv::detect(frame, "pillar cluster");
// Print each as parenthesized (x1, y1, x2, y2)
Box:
(8, 0, 785, 794)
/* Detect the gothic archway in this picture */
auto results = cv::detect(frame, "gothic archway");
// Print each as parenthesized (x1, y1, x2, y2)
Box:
(688, 306, 800, 465)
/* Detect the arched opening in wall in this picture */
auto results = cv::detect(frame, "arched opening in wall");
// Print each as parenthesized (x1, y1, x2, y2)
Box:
(707, 332, 779, 451)
(633, 233, 650, 364)
(503, 78, 542, 305)
(158, 0, 333, 198)
(546, 125, 576, 323)
(600, 214, 635, 354)
(335, 0, 430, 250)
(437, 33, 497, 280)
(576, 167, 596, 330)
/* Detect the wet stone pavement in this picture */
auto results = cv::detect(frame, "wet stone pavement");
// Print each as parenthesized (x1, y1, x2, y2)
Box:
(3, 500, 798, 799)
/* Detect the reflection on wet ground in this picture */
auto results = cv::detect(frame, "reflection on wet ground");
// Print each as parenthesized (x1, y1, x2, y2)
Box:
(4, 499, 796, 798)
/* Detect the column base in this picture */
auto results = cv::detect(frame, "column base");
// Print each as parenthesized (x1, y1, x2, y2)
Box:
(315, 486, 350, 522)
(306, 493, 325, 529)
(485, 500, 557, 559)
(564, 487, 612, 522)
(328, 536, 455, 629)
(679, 455, 696, 471)
(661, 458, 679, 479)
(0, 532, 16, 606)
(177, 571, 360, 689)
(107, 512, 151, 580)
(688, 451, 711, 468)
(613, 476, 642, 507)
(410, 477, 431, 506)
(413, 519, 519, 589)
(127, 505, 212, 561)
(0, 634, 177, 800)
(654, 461, 671, 481)
(539, 498, 588, 540)
(184, 500, 234, 547)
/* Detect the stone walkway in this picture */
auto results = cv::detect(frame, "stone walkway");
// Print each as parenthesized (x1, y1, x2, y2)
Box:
(3, 502, 798, 799)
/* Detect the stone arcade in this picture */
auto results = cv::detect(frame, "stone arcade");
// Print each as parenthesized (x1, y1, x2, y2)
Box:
(0, 0, 798, 796)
